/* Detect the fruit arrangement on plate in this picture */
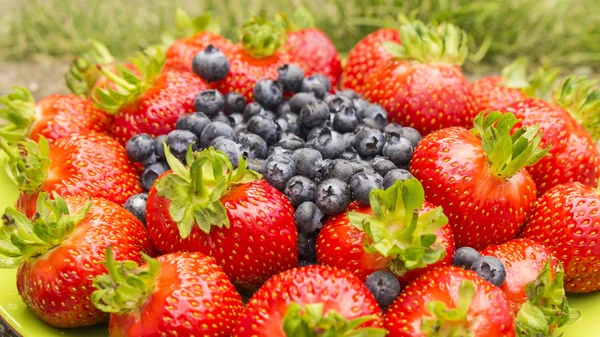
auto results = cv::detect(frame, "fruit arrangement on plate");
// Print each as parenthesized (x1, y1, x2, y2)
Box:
(0, 9, 599, 337)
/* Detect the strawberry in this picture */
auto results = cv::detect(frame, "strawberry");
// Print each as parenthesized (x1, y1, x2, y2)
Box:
(0, 87, 111, 144)
(383, 266, 516, 337)
(521, 182, 600, 293)
(504, 75, 600, 195)
(410, 112, 549, 249)
(481, 238, 579, 335)
(212, 17, 302, 102)
(0, 193, 153, 328)
(340, 28, 401, 94)
(316, 178, 455, 284)
(231, 265, 385, 337)
(146, 146, 297, 289)
(92, 248, 243, 337)
(0, 133, 142, 218)
(93, 47, 208, 144)
(362, 20, 477, 136)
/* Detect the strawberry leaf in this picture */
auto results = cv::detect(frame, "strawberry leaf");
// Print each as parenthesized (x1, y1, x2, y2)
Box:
(421, 280, 476, 336)
(66, 40, 115, 96)
(0, 87, 36, 143)
(553, 75, 600, 141)
(240, 16, 287, 59)
(0, 136, 52, 194)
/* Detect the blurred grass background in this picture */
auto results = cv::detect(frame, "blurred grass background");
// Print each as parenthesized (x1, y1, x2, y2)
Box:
(0, 0, 599, 75)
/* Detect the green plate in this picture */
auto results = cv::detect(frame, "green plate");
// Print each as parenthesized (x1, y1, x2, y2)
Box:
(0, 154, 598, 337)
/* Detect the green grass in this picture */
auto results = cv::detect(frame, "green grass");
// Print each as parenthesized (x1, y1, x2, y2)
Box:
(1, 0, 599, 74)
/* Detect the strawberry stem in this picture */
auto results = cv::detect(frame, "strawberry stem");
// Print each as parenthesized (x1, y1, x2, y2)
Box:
(2, 136, 52, 193)
(240, 16, 287, 59)
(421, 280, 476, 335)
(66, 40, 115, 96)
(552, 75, 600, 141)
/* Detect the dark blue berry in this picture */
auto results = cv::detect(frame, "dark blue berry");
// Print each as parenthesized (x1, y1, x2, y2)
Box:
(294, 148, 324, 180)
(453, 247, 482, 269)
(211, 111, 231, 125)
(234, 123, 247, 134)
(223, 92, 246, 114)
(327, 96, 353, 113)
(141, 152, 158, 167)
(275, 118, 289, 133)
(315, 178, 351, 215)
(300, 100, 329, 129)
(471, 256, 507, 287)
(191, 45, 230, 82)
(300, 76, 327, 99)
(324, 159, 354, 183)
(336, 89, 359, 100)
(268, 146, 294, 157)
(311, 74, 332, 92)
(243, 102, 266, 122)
(284, 176, 317, 208)
(277, 64, 304, 92)
(211, 137, 242, 168)
(124, 192, 148, 226)
(353, 128, 385, 158)
(126, 134, 155, 163)
(295, 201, 324, 235)
(365, 270, 401, 309)
(253, 79, 283, 110)
(285, 113, 302, 136)
(359, 104, 388, 130)
(141, 162, 168, 191)
(167, 130, 199, 161)
(247, 158, 265, 173)
(306, 127, 345, 159)
(199, 121, 235, 148)
(372, 159, 397, 177)
(298, 232, 319, 263)
(237, 132, 268, 159)
(277, 133, 305, 150)
(383, 122, 403, 134)
(176, 112, 211, 139)
(332, 105, 359, 133)
(193, 89, 224, 117)
(383, 134, 414, 167)
(401, 126, 422, 148)
(350, 172, 383, 206)
(277, 101, 292, 119)
(247, 114, 280, 145)
(383, 169, 413, 189)
(289, 92, 317, 114)
(305, 125, 329, 141)
(352, 98, 370, 115)
(340, 151, 360, 162)
(342, 133, 356, 151)
(227, 113, 244, 126)
(263, 154, 296, 190)
(154, 134, 168, 160)
(351, 160, 376, 175)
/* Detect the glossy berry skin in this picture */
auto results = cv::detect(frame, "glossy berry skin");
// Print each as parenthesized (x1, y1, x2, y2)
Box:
(191, 45, 231, 82)
(224, 92, 247, 114)
(193, 89, 225, 117)
(112, 70, 208, 145)
(521, 183, 600, 293)
(147, 178, 298, 289)
(16, 132, 143, 218)
(285, 28, 342, 89)
(470, 256, 506, 287)
(315, 178, 351, 216)
(277, 64, 305, 92)
(294, 201, 324, 234)
(107, 252, 243, 337)
(453, 247, 481, 270)
(164, 32, 232, 73)
(481, 238, 560, 312)
(231, 265, 383, 337)
(383, 266, 516, 337)
(383, 169, 413, 189)
(316, 201, 455, 283)
(253, 79, 283, 110)
(471, 76, 528, 112)
(363, 61, 477, 136)
(365, 270, 401, 309)
(16, 197, 154, 328)
(284, 175, 316, 208)
(175, 112, 211, 139)
(341, 28, 401, 94)
(410, 127, 537, 249)
(124, 192, 148, 226)
(125, 133, 155, 163)
(504, 99, 600, 195)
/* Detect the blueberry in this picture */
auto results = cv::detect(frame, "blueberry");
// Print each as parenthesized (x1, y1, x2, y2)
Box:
(401, 127, 422, 148)
(286, 113, 302, 136)
(351, 160, 376, 175)
(243, 102, 267, 122)
(383, 123, 403, 134)
(353, 128, 385, 158)
(277, 133, 305, 150)
(141, 152, 158, 167)
(350, 172, 383, 206)
(305, 125, 329, 141)
(284, 176, 317, 207)
(324, 159, 355, 183)
(193, 89, 224, 117)
(247, 158, 265, 173)
(383, 134, 414, 167)
(315, 178, 351, 215)
(294, 148, 324, 180)
(360, 104, 388, 129)
(263, 154, 296, 191)
(237, 132, 268, 159)
(126, 134, 155, 163)
(340, 151, 360, 162)
(223, 92, 246, 114)
(295, 201, 325, 235)
(167, 130, 199, 161)
(265, 110, 277, 120)
(154, 134, 168, 160)
(247, 114, 280, 145)
(300, 76, 327, 99)
(300, 100, 329, 129)
(383, 169, 413, 189)
(336, 89, 359, 100)
(268, 146, 294, 157)
(311, 74, 332, 93)
(124, 193, 148, 226)
(277, 64, 304, 92)
(453, 247, 482, 269)
(227, 113, 244, 126)
(199, 121, 236, 148)
(253, 79, 283, 110)
(211, 137, 242, 168)
(332, 105, 359, 133)
(141, 162, 168, 191)
(277, 101, 292, 119)
(372, 159, 397, 177)
(234, 123, 247, 134)
(365, 270, 401, 309)
(289, 92, 318, 114)
(471, 256, 507, 287)
(304, 127, 345, 159)
(298, 232, 319, 263)
(352, 98, 370, 115)
(342, 133, 356, 151)
(275, 118, 289, 133)
(176, 112, 211, 138)
(211, 111, 231, 125)
(191, 45, 230, 82)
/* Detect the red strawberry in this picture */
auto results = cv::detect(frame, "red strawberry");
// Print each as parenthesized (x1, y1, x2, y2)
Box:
(0, 132, 142, 218)
(383, 266, 516, 337)
(410, 112, 549, 249)
(481, 238, 579, 335)
(231, 265, 385, 337)
(94, 48, 208, 144)
(92, 248, 243, 337)
(504, 76, 600, 195)
(521, 182, 600, 293)
(0, 194, 153, 328)
(316, 178, 455, 284)
(146, 146, 297, 289)
(363, 20, 477, 136)
(340, 28, 401, 94)
(0, 87, 111, 144)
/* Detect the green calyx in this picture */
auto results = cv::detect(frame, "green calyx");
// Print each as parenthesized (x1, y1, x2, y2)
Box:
(382, 19, 468, 66)
(240, 16, 287, 59)
(421, 280, 476, 337)
(282, 302, 387, 337)
(0, 136, 51, 193)
(348, 178, 448, 277)
(471, 111, 549, 179)
(0, 87, 36, 143)
(92, 246, 159, 315)
(92, 46, 165, 114)
(156, 144, 261, 239)
(552, 75, 600, 141)
(66, 40, 115, 96)
(515, 260, 580, 336)
(0, 192, 90, 268)
(500, 58, 559, 98)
